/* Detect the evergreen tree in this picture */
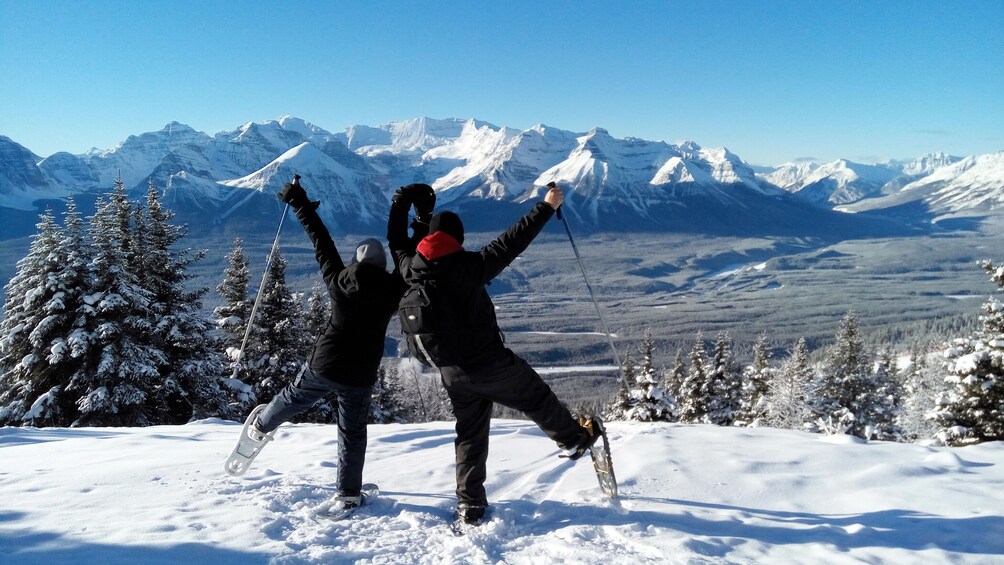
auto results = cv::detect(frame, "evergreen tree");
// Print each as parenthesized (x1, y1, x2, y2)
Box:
(736, 332, 772, 427)
(238, 250, 304, 404)
(766, 337, 813, 430)
(708, 330, 741, 425)
(135, 181, 236, 422)
(898, 346, 943, 442)
(678, 332, 709, 423)
(935, 260, 1004, 445)
(305, 281, 330, 345)
(214, 237, 251, 357)
(67, 182, 165, 426)
(868, 346, 903, 441)
(663, 348, 686, 409)
(0, 204, 88, 426)
(812, 310, 885, 439)
(623, 329, 675, 421)
(369, 362, 406, 424)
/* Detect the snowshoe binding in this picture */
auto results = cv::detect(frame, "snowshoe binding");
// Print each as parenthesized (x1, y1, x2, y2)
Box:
(563, 414, 617, 498)
(224, 404, 275, 476)
(450, 502, 488, 535)
(314, 483, 380, 521)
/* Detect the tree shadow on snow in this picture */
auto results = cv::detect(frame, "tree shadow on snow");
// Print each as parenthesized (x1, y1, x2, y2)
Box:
(505, 496, 1004, 556)
(0, 525, 271, 565)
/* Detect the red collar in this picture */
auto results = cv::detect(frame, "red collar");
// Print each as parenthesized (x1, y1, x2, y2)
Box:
(417, 231, 464, 261)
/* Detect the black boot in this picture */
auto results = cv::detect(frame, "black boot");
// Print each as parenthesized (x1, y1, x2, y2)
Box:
(456, 501, 488, 525)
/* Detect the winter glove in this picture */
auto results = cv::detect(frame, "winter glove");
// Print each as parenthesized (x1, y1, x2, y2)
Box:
(278, 176, 319, 211)
(392, 183, 434, 206)
(412, 185, 436, 222)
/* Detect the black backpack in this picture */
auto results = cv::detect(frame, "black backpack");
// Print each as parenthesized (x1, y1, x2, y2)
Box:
(398, 280, 466, 367)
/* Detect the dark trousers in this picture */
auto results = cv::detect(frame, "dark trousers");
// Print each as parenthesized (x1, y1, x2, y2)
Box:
(440, 351, 585, 506)
(257, 365, 372, 497)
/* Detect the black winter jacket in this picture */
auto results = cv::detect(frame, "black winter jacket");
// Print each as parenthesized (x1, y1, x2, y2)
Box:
(388, 200, 555, 370)
(294, 203, 406, 387)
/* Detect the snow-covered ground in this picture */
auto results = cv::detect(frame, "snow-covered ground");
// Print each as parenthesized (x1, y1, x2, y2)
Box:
(2, 419, 1002, 564)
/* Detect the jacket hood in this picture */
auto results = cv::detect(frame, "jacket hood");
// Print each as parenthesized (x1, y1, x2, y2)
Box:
(417, 231, 464, 262)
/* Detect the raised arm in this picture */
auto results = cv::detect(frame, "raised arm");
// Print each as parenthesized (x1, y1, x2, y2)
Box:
(478, 184, 564, 283)
(279, 176, 344, 291)
(387, 183, 435, 272)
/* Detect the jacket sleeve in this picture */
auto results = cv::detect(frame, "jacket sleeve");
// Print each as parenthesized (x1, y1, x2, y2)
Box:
(294, 204, 345, 293)
(477, 201, 555, 284)
(387, 198, 428, 275)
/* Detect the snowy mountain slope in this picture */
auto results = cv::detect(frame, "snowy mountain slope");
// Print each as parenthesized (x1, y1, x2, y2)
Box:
(220, 142, 388, 230)
(789, 159, 900, 205)
(1, 419, 1001, 564)
(84, 122, 211, 188)
(842, 151, 1004, 218)
(0, 136, 62, 210)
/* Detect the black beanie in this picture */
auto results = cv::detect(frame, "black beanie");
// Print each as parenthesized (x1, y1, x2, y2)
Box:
(429, 211, 464, 245)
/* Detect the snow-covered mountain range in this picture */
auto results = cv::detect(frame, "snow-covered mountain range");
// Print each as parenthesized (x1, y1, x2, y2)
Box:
(1, 117, 1001, 239)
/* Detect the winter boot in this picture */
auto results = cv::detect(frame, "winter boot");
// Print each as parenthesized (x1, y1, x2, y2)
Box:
(456, 501, 488, 525)
(562, 414, 604, 461)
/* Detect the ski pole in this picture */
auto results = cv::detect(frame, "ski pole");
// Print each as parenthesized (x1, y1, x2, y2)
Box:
(231, 175, 296, 379)
(548, 182, 623, 381)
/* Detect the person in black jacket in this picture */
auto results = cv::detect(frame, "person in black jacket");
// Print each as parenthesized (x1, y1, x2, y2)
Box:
(388, 182, 601, 525)
(232, 176, 428, 511)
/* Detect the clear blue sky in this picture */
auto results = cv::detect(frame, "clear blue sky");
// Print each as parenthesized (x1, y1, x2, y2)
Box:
(1, 0, 1001, 166)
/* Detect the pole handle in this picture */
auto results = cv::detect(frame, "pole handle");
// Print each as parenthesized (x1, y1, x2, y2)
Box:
(546, 181, 563, 219)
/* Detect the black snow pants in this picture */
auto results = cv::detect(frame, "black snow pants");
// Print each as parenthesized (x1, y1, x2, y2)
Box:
(439, 350, 586, 506)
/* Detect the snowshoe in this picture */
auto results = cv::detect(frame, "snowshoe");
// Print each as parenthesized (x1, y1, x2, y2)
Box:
(589, 423, 618, 498)
(224, 404, 274, 476)
(314, 483, 380, 521)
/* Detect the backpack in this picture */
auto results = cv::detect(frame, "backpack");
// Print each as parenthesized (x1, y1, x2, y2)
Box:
(398, 280, 466, 367)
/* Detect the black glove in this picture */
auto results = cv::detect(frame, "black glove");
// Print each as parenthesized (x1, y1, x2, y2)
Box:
(412, 185, 436, 220)
(278, 176, 318, 210)
(393, 183, 434, 205)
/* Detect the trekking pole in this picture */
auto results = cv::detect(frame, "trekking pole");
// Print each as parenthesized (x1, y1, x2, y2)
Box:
(548, 182, 623, 381)
(230, 175, 296, 379)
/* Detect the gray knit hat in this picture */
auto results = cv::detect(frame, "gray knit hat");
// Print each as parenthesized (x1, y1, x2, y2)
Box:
(352, 238, 387, 270)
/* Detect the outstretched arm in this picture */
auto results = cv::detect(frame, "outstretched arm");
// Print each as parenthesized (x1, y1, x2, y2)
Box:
(478, 184, 564, 283)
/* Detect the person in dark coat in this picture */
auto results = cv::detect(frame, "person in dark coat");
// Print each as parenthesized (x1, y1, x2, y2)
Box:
(234, 176, 424, 510)
(387, 182, 600, 525)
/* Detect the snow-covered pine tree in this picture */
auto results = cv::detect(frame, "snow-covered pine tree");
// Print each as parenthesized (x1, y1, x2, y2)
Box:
(897, 345, 943, 442)
(935, 260, 1004, 445)
(678, 332, 709, 423)
(215, 237, 251, 358)
(812, 310, 887, 439)
(868, 346, 903, 441)
(0, 203, 88, 426)
(623, 329, 675, 421)
(238, 250, 304, 404)
(735, 331, 772, 427)
(663, 349, 685, 407)
(133, 181, 236, 422)
(305, 281, 330, 343)
(369, 362, 405, 424)
(708, 330, 741, 426)
(765, 337, 813, 430)
(67, 182, 166, 426)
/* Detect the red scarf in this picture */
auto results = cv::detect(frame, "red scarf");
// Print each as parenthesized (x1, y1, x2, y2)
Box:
(417, 231, 464, 261)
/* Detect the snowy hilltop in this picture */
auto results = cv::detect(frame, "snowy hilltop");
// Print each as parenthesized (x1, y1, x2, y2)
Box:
(1, 419, 1002, 564)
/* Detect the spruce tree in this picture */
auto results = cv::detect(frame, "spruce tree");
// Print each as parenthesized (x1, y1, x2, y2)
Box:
(214, 237, 251, 359)
(0, 205, 88, 426)
(766, 337, 812, 430)
(898, 346, 942, 442)
(812, 310, 881, 438)
(708, 330, 741, 425)
(678, 332, 709, 423)
(238, 250, 304, 404)
(935, 260, 1004, 445)
(736, 332, 772, 427)
(868, 346, 903, 441)
(68, 182, 165, 426)
(624, 329, 675, 421)
(136, 181, 235, 422)
(604, 350, 636, 420)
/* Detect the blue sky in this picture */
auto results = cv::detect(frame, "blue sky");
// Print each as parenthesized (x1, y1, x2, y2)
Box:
(1, 1, 1001, 166)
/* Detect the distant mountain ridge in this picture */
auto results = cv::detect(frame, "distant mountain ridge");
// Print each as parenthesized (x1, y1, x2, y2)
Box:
(1, 117, 1000, 239)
